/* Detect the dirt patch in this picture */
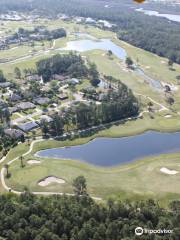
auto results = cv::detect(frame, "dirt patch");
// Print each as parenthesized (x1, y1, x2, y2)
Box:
(38, 176, 66, 187)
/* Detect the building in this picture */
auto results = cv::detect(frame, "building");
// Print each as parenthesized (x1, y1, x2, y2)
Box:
(0, 99, 8, 109)
(9, 106, 19, 114)
(0, 82, 12, 88)
(58, 93, 68, 100)
(27, 74, 41, 81)
(16, 102, 36, 111)
(40, 115, 53, 123)
(52, 74, 66, 81)
(68, 78, 80, 85)
(17, 121, 39, 132)
(9, 93, 22, 102)
(33, 97, 50, 105)
(4, 128, 24, 140)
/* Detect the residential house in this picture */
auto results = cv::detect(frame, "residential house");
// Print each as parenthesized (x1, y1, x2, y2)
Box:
(4, 128, 24, 140)
(16, 102, 36, 111)
(17, 121, 39, 132)
(0, 82, 12, 88)
(9, 93, 22, 102)
(33, 97, 50, 105)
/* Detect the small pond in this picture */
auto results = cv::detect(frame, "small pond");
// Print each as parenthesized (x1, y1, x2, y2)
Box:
(36, 131, 180, 167)
(60, 38, 127, 60)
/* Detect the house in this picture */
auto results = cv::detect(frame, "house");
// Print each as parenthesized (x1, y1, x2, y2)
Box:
(68, 78, 80, 85)
(16, 102, 36, 111)
(0, 99, 8, 109)
(4, 128, 24, 140)
(9, 93, 22, 102)
(52, 74, 66, 81)
(85, 17, 96, 24)
(9, 106, 19, 114)
(27, 74, 41, 81)
(40, 115, 53, 123)
(0, 82, 12, 88)
(58, 93, 68, 100)
(17, 121, 39, 132)
(33, 97, 50, 105)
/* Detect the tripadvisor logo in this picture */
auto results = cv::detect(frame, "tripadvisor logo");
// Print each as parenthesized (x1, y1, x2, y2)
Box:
(135, 227, 144, 236)
(135, 227, 173, 236)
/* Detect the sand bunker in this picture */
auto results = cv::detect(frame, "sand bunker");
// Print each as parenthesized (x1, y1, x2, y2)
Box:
(164, 114, 172, 118)
(38, 176, 65, 187)
(27, 160, 41, 165)
(160, 167, 178, 175)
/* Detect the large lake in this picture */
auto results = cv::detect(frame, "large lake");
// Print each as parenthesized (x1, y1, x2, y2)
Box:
(136, 8, 180, 23)
(36, 131, 180, 167)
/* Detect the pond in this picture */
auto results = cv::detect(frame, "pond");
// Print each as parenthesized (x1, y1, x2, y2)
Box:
(60, 38, 127, 60)
(36, 131, 180, 167)
(59, 35, 163, 90)
(136, 8, 180, 23)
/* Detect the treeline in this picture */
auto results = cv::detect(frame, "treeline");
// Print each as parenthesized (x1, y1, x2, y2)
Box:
(0, 193, 179, 240)
(11, 27, 67, 41)
(36, 53, 98, 84)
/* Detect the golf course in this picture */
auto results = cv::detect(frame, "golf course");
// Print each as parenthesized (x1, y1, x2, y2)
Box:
(1, 17, 180, 207)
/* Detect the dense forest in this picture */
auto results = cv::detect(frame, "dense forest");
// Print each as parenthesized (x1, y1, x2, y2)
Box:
(0, 193, 179, 240)
(17, 0, 180, 64)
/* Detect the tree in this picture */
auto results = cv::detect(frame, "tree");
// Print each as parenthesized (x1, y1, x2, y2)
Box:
(14, 67, 21, 79)
(0, 70, 6, 82)
(4, 164, 10, 178)
(168, 59, 174, 67)
(41, 120, 49, 137)
(73, 176, 87, 196)
(20, 156, 24, 168)
(89, 63, 100, 87)
(166, 97, 175, 106)
(51, 114, 64, 136)
(125, 57, 133, 68)
(107, 50, 113, 57)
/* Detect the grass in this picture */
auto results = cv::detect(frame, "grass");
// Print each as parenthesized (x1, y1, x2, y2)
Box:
(6, 140, 180, 207)
(1, 18, 180, 206)
(2, 112, 180, 206)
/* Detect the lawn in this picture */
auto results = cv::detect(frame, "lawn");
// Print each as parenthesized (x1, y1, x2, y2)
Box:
(6, 140, 180, 207)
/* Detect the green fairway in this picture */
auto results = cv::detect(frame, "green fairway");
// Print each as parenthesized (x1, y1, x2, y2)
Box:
(2, 112, 180, 206)
(6, 137, 180, 207)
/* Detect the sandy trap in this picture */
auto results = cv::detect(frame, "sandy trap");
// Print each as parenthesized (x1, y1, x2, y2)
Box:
(27, 160, 41, 165)
(164, 114, 172, 118)
(160, 167, 179, 175)
(38, 176, 66, 187)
